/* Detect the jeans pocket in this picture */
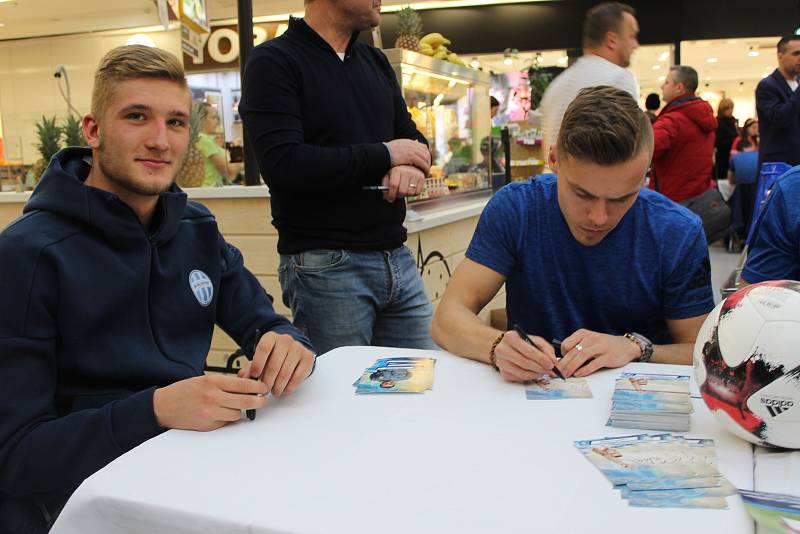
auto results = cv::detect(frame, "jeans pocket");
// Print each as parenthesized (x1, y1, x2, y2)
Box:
(296, 249, 349, 271)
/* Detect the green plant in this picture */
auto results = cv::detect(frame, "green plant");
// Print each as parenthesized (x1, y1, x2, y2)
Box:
(35, 115, 62, 163)
(527, 66, 562, 110)
(62, 114, 85, 147)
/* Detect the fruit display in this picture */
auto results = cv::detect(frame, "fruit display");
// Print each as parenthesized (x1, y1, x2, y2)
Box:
(418, 32, 466, 67)
(394, 7, 423, 52)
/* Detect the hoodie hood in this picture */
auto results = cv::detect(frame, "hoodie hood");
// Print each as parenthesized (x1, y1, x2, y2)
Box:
(24, 147, 188, 247)
(661, 95, 717, 134)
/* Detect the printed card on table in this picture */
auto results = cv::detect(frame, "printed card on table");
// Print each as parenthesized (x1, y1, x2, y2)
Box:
(525, 376, 592, 400)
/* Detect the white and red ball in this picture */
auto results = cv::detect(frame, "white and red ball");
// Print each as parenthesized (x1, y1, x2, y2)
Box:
(693, 280, 800, 448)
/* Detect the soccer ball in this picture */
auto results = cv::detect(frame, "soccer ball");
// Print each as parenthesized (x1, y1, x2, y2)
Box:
(694, 280, 800, 448)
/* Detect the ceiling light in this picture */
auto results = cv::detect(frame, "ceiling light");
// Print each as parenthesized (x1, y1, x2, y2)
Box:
(503, 57, 513, 66)
(469, 57, 480, 69)
(652, 65, 661, 70)
(126, 34, 156, 47)
(658, 51, 669, 62)
(747, 48, 759, 57)
(707, 57, 718, 63)
(557, 56, 567, 65)
(658, 75, 666, 81)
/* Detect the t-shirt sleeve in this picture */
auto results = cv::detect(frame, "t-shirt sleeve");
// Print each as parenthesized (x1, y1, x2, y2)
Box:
(197, 134, 224, 159)
(661, 220, 715, 319)
(465, 186, 521, 277)
(742, 185, 799, 283)
(618, 71, 639, 101)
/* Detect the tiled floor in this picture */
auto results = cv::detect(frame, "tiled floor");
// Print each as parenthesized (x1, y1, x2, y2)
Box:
(708, 241, 745, 304)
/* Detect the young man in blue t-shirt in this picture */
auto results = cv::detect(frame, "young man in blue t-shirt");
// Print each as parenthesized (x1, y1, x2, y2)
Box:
(432, 86, 714, 383)
(741, 165, 800, 284)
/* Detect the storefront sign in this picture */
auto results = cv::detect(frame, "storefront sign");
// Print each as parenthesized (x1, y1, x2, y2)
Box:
(181, 24, 205, 62)
(183, 22, 288, 72)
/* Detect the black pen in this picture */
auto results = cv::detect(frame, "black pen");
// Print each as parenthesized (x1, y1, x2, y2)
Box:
(246, 328, 262, 421)
(512, 324, 566, 381)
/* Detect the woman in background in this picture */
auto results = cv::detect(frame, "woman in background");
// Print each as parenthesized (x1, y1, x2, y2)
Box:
(730, 118, 759, 157)
(197, 102, 239, 187)
(714, 98, 738, 181)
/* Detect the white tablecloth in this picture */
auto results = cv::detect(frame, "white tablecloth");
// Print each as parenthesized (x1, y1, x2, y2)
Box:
(53, 347, 756, 534)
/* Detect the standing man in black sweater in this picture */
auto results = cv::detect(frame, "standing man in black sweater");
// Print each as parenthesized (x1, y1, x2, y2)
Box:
(240, 0, 436, 355)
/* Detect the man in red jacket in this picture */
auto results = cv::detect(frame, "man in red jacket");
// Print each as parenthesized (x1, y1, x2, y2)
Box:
(650, 66, 717, 202)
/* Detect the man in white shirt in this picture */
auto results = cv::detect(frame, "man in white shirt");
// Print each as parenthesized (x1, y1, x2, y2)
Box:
(540, 1, 640, 154)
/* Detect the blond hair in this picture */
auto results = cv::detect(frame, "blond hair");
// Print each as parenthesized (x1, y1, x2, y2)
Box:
(717, 98, 734, 118)
(557, 86, 653, 165)
(92, 45, 188, 119)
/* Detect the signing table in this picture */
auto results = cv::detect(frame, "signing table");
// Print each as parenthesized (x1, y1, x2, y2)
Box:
(53, 347, 757, 534)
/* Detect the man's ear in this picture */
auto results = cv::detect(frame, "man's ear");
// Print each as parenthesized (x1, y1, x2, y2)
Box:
(605, 30, 619, 52)
(548, 144, 559, 172)
(82, 113, 100, 149)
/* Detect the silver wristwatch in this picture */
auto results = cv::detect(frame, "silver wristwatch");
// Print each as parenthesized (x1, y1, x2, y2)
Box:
(624, 332, 654, 363)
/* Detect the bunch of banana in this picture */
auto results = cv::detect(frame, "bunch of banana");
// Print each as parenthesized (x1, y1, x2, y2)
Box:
(418, 32, 466, 67)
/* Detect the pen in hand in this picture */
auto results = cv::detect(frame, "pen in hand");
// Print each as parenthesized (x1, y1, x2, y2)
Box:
(512, 324, 566, 381)
(361, 185, 389, 191)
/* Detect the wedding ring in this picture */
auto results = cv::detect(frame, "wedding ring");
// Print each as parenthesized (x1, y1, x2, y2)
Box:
(576, 343, 584, 352)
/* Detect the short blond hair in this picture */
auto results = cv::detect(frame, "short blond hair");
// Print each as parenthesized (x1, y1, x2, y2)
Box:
(558, 86, 653, 165)
(92, 45, 188, 119)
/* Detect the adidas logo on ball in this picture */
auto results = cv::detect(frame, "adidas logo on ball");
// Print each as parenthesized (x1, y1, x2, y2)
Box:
(760, 397, 794, 417)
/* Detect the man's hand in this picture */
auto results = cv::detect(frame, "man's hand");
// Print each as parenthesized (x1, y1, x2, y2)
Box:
(382, 165, 426, 203)
(153, 375, 268, 431)
(557, 329, 641, 378)
(494, 330, 558, 382)
(238, 332, 314, 397)
(386, 139, 431, 174)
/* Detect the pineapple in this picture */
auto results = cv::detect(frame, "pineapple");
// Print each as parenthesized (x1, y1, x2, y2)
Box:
(395, 7, 422, 52)
(175, 102, 205, 188)
(62, 114, 86, 147)
(31, 115, 63, 181)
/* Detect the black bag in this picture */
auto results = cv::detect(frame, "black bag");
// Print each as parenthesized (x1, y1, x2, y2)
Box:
(678, 187, 732, 244)
(651, 168, 731, 244)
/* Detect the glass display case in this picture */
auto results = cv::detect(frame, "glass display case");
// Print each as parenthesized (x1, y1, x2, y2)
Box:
(383, 49, 494, 205)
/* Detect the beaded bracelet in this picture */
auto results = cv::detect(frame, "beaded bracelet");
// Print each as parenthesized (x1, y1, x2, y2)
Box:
(489, 331, 505, 371)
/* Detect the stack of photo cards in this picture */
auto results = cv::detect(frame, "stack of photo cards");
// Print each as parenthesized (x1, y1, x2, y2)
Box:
(575, 434, 736, 509)
(524, 375, 592, 400)
(608, 372, 693, 432)
(353, 357, 435, 394)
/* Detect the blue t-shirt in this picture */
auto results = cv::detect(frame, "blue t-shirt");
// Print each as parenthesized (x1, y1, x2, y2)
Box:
(466, 175, 714, 344)
(742, 165, 800, 283)
(730, 151, 759, 184)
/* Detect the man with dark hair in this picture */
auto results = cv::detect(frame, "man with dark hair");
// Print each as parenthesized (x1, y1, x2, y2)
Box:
(649, 65, 716, 202)
(239, 0, 436, 355)
(0, 46, 314, 533)
(644, 92, 660, 123)
(756, 35, 800, 168)
(541, 1, 639, 153)
(432, 86, 713, 382)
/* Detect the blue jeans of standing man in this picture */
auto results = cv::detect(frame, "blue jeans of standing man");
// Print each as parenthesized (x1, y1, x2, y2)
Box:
(278, 246, 436, 355)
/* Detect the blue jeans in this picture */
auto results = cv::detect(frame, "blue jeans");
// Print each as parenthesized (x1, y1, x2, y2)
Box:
(278, 247, 436, 355)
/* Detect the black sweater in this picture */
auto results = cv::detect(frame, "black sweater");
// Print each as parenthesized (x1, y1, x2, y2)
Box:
(240, 18, 427, 254)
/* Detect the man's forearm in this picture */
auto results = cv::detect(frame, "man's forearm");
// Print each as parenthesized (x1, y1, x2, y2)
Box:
(651, 342, 693, 365)
(431, 301, 501, 364)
